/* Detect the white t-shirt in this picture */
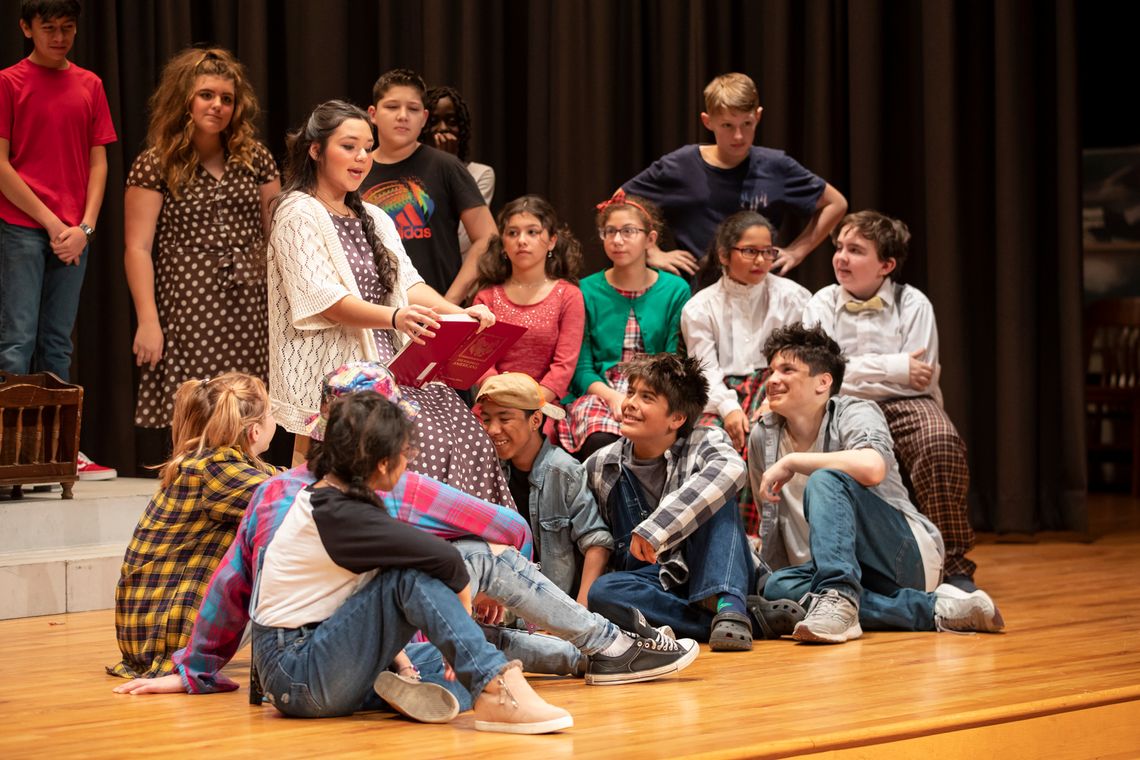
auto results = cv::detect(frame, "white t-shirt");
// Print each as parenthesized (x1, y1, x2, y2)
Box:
(777, 430, 942, 592)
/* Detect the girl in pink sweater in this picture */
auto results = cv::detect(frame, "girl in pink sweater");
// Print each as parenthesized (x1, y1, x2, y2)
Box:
(473, 196, 585, 409)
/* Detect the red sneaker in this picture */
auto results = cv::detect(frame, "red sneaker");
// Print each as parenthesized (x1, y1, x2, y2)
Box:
(77, 452, 117, 481)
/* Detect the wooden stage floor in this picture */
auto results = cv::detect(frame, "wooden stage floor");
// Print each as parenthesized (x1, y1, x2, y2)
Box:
(2, 495, 1139, 759)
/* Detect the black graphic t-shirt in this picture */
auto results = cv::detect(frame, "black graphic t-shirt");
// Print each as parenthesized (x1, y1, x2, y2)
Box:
(361, 144, 486, 294)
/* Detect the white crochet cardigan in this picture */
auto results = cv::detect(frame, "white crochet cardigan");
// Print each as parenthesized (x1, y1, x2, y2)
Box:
(267, 192, 422, 433)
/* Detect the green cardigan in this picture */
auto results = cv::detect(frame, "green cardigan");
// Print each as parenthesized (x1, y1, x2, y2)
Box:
(569, 269, 691, 398)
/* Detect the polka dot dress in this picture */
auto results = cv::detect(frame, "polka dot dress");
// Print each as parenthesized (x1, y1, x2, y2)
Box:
(127, 144, 278, 427)
(334, 214, 515, 508)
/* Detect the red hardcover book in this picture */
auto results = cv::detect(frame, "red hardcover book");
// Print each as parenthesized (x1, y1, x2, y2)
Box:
(386, 315, 526, 388)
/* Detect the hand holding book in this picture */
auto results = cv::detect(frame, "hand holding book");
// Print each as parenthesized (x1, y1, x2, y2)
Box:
(387, 312, 525, 389)
(393, 304, 443, 345)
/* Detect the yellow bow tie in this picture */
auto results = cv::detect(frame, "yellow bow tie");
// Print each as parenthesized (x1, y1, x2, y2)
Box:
(844, 296, 885, 313)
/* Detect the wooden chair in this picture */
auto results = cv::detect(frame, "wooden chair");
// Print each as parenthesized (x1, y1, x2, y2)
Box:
(1084, 298, 1140, 496)
(0, 372, 83, 499)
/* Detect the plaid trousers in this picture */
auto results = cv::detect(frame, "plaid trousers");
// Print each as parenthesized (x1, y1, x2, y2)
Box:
(877, 396, 976, 579)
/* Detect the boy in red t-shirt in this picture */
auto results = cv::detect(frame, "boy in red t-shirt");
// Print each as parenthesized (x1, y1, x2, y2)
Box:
(0, 0, 118, 478)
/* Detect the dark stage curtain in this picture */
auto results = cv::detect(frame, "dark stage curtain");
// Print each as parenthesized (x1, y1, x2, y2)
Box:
(0, 0, 1083, 534)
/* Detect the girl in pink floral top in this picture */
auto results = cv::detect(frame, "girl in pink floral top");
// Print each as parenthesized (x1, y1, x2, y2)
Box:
(473, 196, 585, 404)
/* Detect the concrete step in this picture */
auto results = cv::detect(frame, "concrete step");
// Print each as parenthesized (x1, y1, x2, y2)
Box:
(0, 478, 155, 553)
(0, 478, 154, 620)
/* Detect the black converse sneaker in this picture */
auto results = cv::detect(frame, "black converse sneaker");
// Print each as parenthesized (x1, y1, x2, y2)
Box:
(585, 632, 699, 686)
(629, 608, 675, 643)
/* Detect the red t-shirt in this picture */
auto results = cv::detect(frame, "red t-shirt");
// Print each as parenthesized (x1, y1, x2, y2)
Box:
(0, 57, 117, 229)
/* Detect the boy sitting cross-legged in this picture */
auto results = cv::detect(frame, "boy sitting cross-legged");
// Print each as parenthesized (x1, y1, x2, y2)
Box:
(801, 210, 978, 589)
(747, 323, 1003, 643)
(585, 354, 765, 651)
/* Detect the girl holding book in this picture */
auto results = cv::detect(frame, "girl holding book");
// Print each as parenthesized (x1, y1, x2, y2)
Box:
(557, 190, 690, 459)
(267, 100, 511, 505)
(472, 195, 585, 407)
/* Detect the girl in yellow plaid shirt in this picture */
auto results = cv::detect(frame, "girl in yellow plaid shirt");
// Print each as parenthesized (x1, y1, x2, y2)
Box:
(108, 372, 280, 679)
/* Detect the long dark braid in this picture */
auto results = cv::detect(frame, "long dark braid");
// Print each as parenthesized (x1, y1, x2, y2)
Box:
(278, 100, 397, 296)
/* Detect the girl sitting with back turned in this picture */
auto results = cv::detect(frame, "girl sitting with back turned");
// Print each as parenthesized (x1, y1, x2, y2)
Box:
(249, 390, 573, 733)
(108, 372, 279, 679)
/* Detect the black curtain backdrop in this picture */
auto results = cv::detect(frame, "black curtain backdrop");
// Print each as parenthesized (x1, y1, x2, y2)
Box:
(0, 0, 1084, 535)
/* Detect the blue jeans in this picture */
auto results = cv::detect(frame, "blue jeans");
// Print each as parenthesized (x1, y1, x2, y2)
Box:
(0, 221, 88, 379)
(251, 568, 509, 718)
(763, 469, 936, 631)
(455, 538, 614, 660)
(587, 468, 754, 641)
(481, 625, 582, 677)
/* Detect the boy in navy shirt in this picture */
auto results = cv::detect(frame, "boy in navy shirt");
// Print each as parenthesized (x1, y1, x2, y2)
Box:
(622, 72, 846, 277)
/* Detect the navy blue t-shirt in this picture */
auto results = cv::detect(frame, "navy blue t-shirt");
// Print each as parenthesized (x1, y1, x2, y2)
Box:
(623, 145, 826, 258)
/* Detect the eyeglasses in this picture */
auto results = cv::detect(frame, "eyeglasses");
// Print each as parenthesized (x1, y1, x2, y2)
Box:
(598, 226, 647, 240)
(731, 246, 778, 262)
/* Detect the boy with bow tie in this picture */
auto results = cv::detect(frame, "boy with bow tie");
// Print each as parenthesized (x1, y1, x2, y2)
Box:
(801, 211, 978, 591)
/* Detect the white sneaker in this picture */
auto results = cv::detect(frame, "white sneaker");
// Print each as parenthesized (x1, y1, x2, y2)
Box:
(793, 588, 863, 644)
(77, 452, 117, 481)
(373, 670, 459, 723)
(934, 583, 1005, 633)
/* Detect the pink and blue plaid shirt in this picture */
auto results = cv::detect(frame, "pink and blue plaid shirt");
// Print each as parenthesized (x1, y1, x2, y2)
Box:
(171, 465, 532, 693)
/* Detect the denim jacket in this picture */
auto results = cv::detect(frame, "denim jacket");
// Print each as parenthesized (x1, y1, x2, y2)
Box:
(747, 395, 944, 571)
(506, 440, 614, 596)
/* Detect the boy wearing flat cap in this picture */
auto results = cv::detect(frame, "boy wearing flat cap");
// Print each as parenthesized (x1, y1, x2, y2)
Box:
(478, 373, 613, 606)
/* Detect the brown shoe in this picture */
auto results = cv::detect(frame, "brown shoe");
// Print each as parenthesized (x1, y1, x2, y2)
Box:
(473, 661, 573, 734)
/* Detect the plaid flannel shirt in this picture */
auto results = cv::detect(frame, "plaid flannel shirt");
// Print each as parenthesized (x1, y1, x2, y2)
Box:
(172, 465, 532, 693)
(109, 447, 278, 679)
(586, 427, 746, 589)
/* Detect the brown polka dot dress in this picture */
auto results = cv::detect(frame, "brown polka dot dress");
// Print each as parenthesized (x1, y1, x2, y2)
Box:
(333, 213, 515, 508)
(127, 144, 278, 427)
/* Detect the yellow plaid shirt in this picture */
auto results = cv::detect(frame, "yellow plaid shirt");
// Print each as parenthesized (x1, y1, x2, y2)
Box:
(108, 447, 278, 679)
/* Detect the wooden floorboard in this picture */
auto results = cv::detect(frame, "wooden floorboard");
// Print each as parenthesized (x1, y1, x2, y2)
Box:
(2, 495, 1139, 758)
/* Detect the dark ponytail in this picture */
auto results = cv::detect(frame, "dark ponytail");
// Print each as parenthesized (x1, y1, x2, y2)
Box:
(308, 391, 413, 506)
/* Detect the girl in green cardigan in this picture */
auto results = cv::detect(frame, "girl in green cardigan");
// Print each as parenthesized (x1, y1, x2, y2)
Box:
(557, 190, 690, 459)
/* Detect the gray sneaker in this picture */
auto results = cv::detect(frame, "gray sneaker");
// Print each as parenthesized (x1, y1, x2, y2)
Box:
(793, 588, 862, 644)
(933, 583, 1005, 633)
(373, 670, 460, 723)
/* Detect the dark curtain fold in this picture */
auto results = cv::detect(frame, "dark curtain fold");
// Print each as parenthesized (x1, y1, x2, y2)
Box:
(0, 0, 1084, 533)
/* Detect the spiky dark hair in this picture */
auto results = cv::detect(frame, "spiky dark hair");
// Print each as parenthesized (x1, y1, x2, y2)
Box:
(620, 353, 708, 436)
(763, 323, 846, 396)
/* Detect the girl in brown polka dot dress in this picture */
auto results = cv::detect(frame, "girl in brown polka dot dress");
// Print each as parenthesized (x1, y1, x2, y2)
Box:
(124, 48, 279, 428)
(266, 100, 513, 507)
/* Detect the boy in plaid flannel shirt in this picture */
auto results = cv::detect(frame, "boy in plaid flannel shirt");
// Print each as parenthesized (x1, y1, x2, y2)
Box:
(584, 353, 763, 651)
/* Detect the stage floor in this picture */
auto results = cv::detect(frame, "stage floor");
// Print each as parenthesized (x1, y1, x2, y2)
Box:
(2, 496, 1139, 759)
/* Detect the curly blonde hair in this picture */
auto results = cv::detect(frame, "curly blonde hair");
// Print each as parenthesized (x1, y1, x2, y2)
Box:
(145, 47, 261, 199)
